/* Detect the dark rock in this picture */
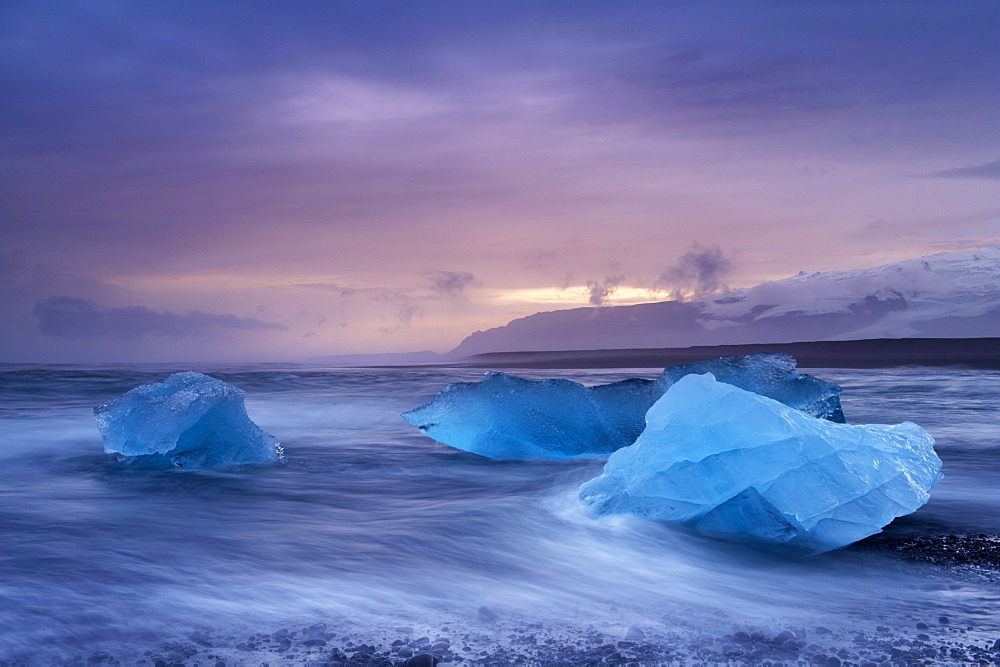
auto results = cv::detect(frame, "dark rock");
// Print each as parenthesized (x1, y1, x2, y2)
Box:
(815, 626, 832, 635)
(780, 639, 801, 651)
(773, 629, 796, 645)
(733, 631, 752, 643)
(405, 654, 438, 666)
(916, 622, 929, 630)
(939, 616, 950, 624)
(398, 647, 414, 658)
(917, 633, 930, 641)
(477, 606, 497, 624)
(624, 627, 644, 641)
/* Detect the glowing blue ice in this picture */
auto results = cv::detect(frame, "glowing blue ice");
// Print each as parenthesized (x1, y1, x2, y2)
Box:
(94, 372, 281, 468)
(402, 353, 843, 459)
(657, 353, 844, 422)
(579, 373, 943, 553)
(403, 373, 657, 459)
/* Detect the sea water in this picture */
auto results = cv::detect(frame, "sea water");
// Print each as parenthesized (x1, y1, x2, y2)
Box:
(0, 365, 998, 663)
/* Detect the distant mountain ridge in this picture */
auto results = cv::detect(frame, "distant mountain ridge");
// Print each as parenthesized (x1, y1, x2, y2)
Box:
(449, 247, 1000, 357)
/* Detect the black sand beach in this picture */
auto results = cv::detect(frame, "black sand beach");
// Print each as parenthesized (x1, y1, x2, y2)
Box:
(460, 338, 1000, 370)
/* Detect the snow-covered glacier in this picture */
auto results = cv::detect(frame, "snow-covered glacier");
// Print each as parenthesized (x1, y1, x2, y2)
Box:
(94, 372, 281, 468)
(402, 353, 843, 459)
(579, 373, 943, 554)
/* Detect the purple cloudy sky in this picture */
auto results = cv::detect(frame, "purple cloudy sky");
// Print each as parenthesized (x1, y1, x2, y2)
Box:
(2, 1, 999, 362)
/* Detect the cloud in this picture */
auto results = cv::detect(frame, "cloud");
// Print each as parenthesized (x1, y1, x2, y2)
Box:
(378, 302, 421, 334)
(290, 281, 355, 298)
(587, 274, 624, 306)
(925, 159, 1000, 180)
(427, 270, 476, 295)
(34, 296, 285, 340)
(658, 243, 733, 299)
(524, 251, 558, 271)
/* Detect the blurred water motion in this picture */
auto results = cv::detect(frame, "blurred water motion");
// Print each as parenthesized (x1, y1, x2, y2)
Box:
(0, 365, 997, 660)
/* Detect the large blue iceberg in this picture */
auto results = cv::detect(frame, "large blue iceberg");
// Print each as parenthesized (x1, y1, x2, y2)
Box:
(94, 372, 282, 468)
(402, 353, 843, 459)
(579, 373, 943, 554)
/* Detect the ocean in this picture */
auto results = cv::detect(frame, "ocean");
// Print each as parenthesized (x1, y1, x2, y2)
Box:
(1, 365, 998, 665)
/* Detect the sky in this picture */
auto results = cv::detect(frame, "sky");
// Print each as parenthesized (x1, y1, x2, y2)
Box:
(2, 0, 999, 362)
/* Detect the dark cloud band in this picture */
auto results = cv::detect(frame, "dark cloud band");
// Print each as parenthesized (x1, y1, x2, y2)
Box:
(34, 296, 285, 340)
(926, 160, 1000, 181)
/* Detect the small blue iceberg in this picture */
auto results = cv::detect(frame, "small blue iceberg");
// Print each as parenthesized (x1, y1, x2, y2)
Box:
(94, 371, 281, 468)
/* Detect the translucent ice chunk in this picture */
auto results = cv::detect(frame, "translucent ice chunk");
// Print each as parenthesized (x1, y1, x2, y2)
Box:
(403, 372, 656, 459)
(578, 373, 942, 553)
(402, 353, 843, 460)
(655, 352, 844, 423)
(94, 372, 281, 468)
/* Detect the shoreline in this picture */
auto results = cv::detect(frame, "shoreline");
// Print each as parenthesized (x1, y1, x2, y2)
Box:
(9, 535, 999, 667)
(457, 338, 1000, 370)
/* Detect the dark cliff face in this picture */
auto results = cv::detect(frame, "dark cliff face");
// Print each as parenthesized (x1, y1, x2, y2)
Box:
(448, 300, 708, 357)
(446, 287, 996, 358)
